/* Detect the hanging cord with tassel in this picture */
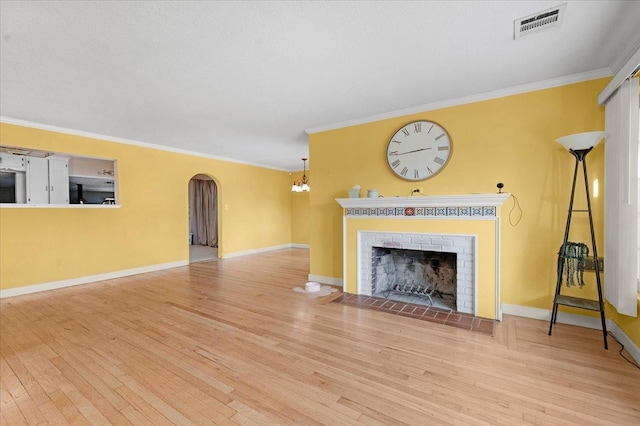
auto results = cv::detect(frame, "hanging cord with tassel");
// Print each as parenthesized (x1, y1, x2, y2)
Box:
(509, 193, 522, 226)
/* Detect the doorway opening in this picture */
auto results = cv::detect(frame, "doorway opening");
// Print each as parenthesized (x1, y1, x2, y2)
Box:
(188, 174, 219, 263)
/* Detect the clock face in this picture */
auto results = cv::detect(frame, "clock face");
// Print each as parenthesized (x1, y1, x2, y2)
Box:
(386, 120, 452, 181)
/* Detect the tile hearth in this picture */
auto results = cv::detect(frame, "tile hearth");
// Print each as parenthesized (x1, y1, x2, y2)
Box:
(332, 293, 495, 335)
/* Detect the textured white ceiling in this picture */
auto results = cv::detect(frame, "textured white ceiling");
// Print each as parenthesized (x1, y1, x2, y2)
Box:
(1, 1, 639, 171)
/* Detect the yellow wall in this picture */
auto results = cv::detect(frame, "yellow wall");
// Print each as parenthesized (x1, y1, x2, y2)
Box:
(0, 122, 293, 290)
(308, 77, 640, 346)
(290, 171, 310, 245)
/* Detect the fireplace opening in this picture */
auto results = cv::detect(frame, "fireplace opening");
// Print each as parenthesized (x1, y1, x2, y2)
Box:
(372, 247, 457, 311)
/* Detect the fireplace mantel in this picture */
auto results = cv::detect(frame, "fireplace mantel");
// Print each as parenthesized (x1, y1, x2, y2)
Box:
(337, 193, 509, 208)
(336, 193, 510, 218)
(337, 192, 509, 320)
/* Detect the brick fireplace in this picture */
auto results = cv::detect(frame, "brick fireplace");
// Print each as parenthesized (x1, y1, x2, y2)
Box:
(337, 193, 509, 319)
(361, 232, 475, 314)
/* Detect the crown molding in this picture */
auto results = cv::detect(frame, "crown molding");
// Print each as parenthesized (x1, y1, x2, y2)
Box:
(0, 116, 288, 171)
(609, 34, 640, 76)
(598, 46, 640, 105)
(306, 68, 612, 135)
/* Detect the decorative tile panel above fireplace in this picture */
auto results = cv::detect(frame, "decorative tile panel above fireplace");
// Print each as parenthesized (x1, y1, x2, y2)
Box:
(336, 194, 509, 320)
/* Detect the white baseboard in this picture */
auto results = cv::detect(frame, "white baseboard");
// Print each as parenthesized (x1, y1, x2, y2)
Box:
(291, 243, 310, 249)
(223, 244, 293, 258)
(0, 260, 188, 299)
(308, 274, 343, 287)
(501, 303, 604, 329)
(502, 303, 640, 364)
(607, 320, 640, 365)
(224, 243, 310, 258)
(2, 245, 309, 298)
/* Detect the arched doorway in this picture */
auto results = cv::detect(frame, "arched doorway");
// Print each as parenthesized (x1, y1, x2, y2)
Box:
(188, 174, 219, 263)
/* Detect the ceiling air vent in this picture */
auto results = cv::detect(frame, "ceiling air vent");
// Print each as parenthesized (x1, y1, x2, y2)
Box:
(514, 3, 566, 39)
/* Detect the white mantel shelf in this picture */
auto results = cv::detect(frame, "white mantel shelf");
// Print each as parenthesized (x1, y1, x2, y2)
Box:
(337, 193, 509, 208)
(336, 193, 510, 218)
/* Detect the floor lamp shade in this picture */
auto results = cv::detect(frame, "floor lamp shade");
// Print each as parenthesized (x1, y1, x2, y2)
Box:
(555, 131, 605, 151)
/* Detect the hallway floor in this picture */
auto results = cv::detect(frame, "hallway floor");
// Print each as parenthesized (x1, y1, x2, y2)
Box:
(189, 244, 218, 263)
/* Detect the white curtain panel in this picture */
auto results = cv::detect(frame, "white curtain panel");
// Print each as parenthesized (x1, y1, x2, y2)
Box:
(604, 77, 639, 317)
(189, 179, 218, 247)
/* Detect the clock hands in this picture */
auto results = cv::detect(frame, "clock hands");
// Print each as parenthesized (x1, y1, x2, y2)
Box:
(390, 147, 433, 155)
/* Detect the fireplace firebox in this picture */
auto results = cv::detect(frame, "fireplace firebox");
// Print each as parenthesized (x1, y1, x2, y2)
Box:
(357, 232, 475, 314)
(372, 247, 457, 310)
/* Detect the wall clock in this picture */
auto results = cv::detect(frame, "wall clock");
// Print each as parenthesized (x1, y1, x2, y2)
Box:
(386, 120, 452, 181)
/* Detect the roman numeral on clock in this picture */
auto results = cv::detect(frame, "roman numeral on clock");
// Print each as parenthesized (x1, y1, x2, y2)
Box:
(391, 159, 401, 168)
(434, 157, 445, 165)
(435, 133, 445, 140)
(402, 128, 410, 137)
(389, 150, 398, 155)
(437, 146, 449, 151)
(414, 169, 419, 179)
(401, 166, 408, 176)
(414, 123, 421, 133)
(392, 139, 402, 144)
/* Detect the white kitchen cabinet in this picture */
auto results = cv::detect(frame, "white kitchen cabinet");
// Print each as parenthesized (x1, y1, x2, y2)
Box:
(1, 146, 115, 206)
(26, 156, 69, 204)
(48, 157, 69, 204)
(26, 157, 49, 204)
(0, 153, 26, 172)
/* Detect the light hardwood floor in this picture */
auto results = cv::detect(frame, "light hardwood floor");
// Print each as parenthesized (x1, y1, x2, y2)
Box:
(1, 248, 638, 425)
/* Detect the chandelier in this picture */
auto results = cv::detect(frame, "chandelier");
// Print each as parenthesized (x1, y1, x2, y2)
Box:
(291, 158, 310, 192)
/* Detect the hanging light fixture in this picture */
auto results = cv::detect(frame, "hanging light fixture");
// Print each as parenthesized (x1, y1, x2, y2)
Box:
(291, 158, 310, 192)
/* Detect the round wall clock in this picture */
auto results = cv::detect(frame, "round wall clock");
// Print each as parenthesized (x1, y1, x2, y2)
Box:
(386, 120, 452, 181)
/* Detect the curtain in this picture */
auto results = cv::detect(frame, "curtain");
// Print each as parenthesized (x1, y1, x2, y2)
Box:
(189, 179, 218, 247)
(604, 77, 639, 317)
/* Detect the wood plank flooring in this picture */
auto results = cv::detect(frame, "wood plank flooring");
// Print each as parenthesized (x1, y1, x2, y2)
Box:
(1, 248, 639, 425)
